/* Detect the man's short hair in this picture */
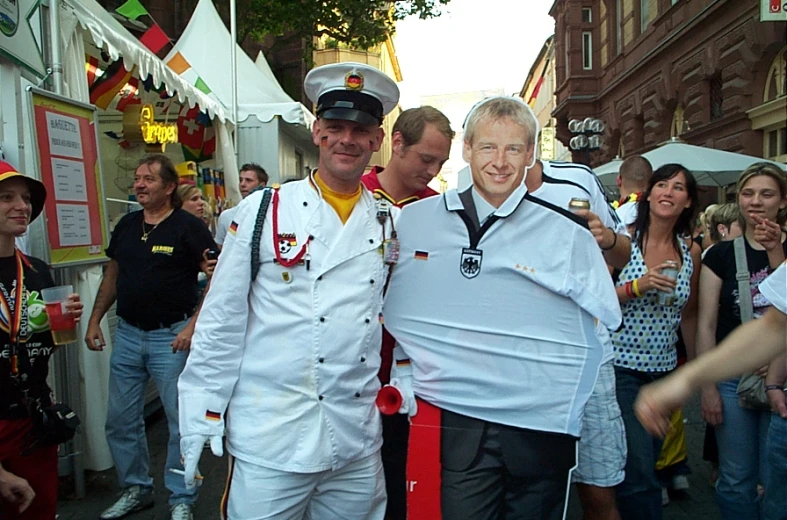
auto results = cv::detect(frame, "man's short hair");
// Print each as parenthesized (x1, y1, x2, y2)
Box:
(240, 163, 269, 185)
(708, 203, 740, 243)
(393, 106, 454, 147)
(619, 155, 652, 188)
(463, 97, 538, 146)
(139, 154, 181, 209)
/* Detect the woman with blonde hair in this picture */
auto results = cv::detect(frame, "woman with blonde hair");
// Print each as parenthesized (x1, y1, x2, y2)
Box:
(697, 162, 787, 520)
(176, 184, 204, 220)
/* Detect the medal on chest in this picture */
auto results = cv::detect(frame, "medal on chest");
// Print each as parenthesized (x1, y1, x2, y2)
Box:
(375, 195, 398, 265)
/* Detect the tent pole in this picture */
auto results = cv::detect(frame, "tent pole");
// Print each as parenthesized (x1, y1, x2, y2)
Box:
(49, 0, 64, 94)
(230, 0, 239, 165)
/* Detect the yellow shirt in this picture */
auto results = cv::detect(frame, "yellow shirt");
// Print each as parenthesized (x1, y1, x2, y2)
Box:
(314, 172, 362, 224)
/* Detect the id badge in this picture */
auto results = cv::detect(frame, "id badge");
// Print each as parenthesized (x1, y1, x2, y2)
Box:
(383, 238, 400, 265)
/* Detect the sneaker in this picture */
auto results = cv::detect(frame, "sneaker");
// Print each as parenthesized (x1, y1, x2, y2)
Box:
(662, 487, 670, 506)
(99, 485, 154, 519)
(671, 474, 690, 490)
(170, 504, 194, 520)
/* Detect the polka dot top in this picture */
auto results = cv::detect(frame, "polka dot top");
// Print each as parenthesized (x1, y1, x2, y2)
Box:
(612, 237, 693, 372)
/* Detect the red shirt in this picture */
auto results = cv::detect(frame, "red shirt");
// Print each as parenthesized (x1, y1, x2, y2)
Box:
(360, 166, 439, 383)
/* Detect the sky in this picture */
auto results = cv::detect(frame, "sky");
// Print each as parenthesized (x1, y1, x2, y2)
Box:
(394, 0, 556, 108)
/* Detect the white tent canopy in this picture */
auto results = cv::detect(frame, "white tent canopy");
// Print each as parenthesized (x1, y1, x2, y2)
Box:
(166, 0, 315, 128)
(60, 0, 227, 122)
(596, 140, 787, 188)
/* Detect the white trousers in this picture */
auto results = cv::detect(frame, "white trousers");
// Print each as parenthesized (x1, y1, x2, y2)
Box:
(223, 452, 387, 520)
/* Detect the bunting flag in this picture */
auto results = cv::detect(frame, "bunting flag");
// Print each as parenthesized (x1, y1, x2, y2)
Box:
(139, 24, 170, 54)
(178, 105, 215, 162)
(115, 0, 149, 20)
(527, 54, 552, 109)
(90, 59, 135, 110)
(104, 131, 132, 149)
(166, 52, 213, 96)
(141, 74, 174, 114)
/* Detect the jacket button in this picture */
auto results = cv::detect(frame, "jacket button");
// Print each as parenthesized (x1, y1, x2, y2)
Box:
(369, 279, 375, 284)
(360, 357, 366, 362)
(355, 392, 361, 398)
(317, 275, 323, 281)
(365, 318, 370, 324)
(368, 239, 374, 244)
(319, 317, 325, 322)
(318, 357, 324, 363)
(309, 235, 314, 240)
(318, 395, 324, 400)
(303, 201, 308, 207)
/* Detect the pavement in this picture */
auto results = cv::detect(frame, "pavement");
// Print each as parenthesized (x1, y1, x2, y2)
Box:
(57, 396, 722, 520)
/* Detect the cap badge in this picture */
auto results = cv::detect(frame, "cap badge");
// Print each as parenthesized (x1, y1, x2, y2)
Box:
(345, 71, 364, 90)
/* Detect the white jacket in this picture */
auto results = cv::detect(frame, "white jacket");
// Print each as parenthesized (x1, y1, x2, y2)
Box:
(179, 176, 394, 472)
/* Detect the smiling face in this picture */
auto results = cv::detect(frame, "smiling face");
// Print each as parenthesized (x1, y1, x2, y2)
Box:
(647, 170, 693, 222)
(738, 174, 787, 228)
(391, 123, 451, 193)
(312, 118, 383, 190)
(463, 116, 534, 208)
(0, 178, 32, 237)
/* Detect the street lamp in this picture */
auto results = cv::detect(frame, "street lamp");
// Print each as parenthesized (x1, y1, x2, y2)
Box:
(568, 117, 605, 166)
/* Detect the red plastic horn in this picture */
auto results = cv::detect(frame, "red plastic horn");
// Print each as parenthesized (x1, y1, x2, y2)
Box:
(376, 385, 403, 415)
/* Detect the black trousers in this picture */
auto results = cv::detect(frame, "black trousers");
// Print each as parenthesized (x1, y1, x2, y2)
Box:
(382, 412, 409, 520)
(440, 411, 577, 520)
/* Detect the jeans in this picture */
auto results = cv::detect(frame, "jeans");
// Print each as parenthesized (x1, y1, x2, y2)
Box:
(614, 366, 665, 520)
(105, 318, 196, 506)
(715, 379, 771, 520)
(764, 413, 787, 520)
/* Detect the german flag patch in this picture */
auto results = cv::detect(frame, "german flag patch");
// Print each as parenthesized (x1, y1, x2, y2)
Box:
(205, 410, 222, 422)
(229, 221, 239, 235)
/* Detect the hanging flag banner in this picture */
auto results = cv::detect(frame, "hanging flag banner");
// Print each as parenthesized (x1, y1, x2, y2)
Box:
(27, 87, 109, 267)
(89, 59, 136, 110)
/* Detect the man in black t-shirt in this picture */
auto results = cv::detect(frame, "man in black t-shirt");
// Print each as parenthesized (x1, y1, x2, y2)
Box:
(85, 154, 215, 520)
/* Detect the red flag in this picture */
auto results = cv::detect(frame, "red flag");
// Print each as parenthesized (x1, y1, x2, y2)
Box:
(139, 24, 170, 54)
(115, 77, 141, 112)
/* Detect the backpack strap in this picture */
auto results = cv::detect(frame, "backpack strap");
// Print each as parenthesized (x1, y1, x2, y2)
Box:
(733, 236, 753, 323)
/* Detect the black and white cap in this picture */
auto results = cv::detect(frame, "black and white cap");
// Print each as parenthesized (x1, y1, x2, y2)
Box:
(305, 62, 400, 126)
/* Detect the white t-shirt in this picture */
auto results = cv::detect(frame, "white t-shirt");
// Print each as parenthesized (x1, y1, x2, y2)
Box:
(759, 261, 787, 315)
(616, 200, 638, 227)
(214, 206, 239, 246)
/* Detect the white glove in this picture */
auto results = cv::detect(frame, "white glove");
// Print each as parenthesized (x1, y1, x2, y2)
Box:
(390, 343, 417, 417)
(389, 377, 417, 417)
(180, 434, 223, 489)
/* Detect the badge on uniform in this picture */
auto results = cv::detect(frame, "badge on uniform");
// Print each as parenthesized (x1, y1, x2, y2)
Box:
(383, 237, 399, 265)
(278, 233, 297, 255)
(460, 247, 483, 279)
(281, 271, 293, 283)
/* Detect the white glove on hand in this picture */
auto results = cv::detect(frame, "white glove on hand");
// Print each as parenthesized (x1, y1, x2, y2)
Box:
(180, 434, 223, 489)
(389, 377, 417, 417)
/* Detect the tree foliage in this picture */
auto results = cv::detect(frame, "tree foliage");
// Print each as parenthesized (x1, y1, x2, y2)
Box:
(208, 0, 452, 50)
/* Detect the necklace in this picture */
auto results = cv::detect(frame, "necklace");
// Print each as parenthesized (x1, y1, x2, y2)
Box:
(141, 209, 173, 242)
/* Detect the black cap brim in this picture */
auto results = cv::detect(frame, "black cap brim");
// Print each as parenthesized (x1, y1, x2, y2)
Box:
(319, 107, 380, 126)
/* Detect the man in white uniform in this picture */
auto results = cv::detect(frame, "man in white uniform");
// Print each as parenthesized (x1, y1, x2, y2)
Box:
(215, 163, 268, 247)
(525, 160, 630, 520)
(177, 62, 399, 520)
(384, 97, 622, 519)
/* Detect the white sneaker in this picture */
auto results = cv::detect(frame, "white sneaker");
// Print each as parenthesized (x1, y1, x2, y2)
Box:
(661, 487, 670, 506)
(170, 503, 194, 520)
(671, 474, 690, 490)
(99, 485, 154, 519)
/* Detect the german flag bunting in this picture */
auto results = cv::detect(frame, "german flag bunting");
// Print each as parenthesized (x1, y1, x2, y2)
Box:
(89, 59, 135, 110)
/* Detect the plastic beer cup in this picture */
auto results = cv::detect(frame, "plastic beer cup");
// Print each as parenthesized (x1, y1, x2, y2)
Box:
(41, 285, 78, 345)
(658, 261, 679, 306)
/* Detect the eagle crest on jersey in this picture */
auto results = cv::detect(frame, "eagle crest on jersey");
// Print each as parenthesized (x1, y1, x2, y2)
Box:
(460, 247, 483, 279)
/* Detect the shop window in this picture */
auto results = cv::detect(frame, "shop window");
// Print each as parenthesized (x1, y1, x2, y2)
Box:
(582, 7, 592, 23)
(709, 74, 723, 121)
(582, 32, 593, 70)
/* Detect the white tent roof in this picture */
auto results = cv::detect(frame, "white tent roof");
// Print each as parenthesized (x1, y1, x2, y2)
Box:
(166, 0, 315, 127)
(61, 0, 227, 122)
(596, 140, 787, 187)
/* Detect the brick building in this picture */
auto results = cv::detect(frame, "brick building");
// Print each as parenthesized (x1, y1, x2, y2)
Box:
(549, 0, 786, 169)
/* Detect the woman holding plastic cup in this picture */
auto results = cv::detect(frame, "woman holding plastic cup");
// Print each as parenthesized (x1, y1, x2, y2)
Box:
(610, 163, 701, 520)
(0, 161, 82, 518)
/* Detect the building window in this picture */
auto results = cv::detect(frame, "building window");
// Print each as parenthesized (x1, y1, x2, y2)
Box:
(582, 32, 593, 70)
(582, 7, 592, 23)
(766, 128, 786, 159)
(565, 30, 570, 77)
(616, 0, 622, 55)
(764, 47, 786, 102)
(641, 0, 657, 32)
(672, 0, 679, 4)
(710, 75, 723, 120)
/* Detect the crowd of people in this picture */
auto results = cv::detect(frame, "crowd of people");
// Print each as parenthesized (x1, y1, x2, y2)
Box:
(0, 60, 784, 520)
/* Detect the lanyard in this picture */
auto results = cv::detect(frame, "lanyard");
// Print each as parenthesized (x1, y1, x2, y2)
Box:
(272, 189, 311, 269)
(0, 250, 27, 375)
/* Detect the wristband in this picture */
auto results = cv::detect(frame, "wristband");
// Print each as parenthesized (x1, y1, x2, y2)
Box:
(632, 279, 643, 298)
(600, 228, 618, 251)
(624, 281, 635, 299)
(765, 385, 785, 392)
